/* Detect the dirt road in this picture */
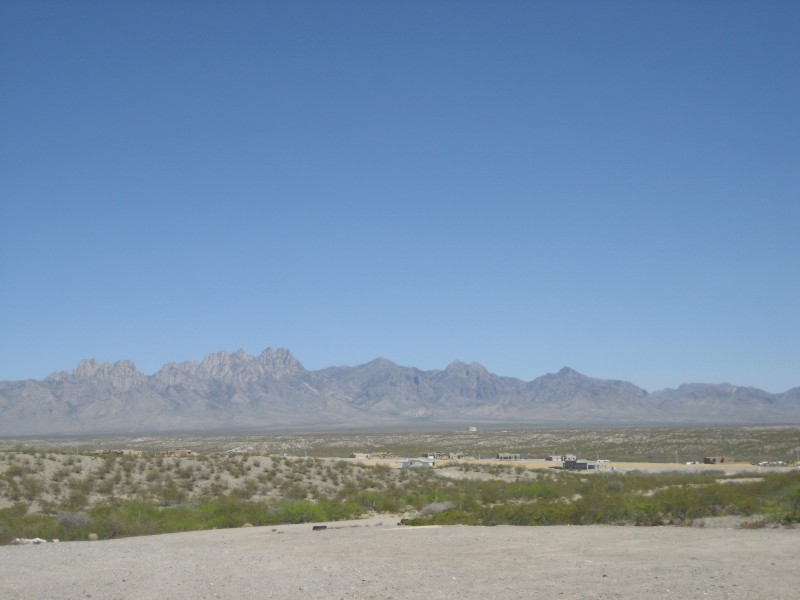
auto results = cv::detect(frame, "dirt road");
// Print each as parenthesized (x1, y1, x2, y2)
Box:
(2, 516, 798, 599)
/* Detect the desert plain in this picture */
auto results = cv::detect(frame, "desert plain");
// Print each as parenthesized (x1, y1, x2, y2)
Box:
(2, 427, 799, 599)
(2, 514, 798, 600)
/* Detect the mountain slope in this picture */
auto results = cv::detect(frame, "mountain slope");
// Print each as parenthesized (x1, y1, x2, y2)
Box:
(0, 348, 797, 435)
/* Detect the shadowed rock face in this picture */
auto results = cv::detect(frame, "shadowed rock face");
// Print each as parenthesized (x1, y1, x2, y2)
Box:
(0, 348, 798, 435)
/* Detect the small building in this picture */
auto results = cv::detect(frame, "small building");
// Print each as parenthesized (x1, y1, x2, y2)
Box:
(423, 452, 458, 460)
(91, 449, 142, 456)
(563, 459, 604, 470)
(466, 426, 477, 432)
(166, 448, 196, 457)
(497, 453, 521, 460)
(704, 456, 735, 464)
(399, 458, 436, 469)
(546, 454, 576, 462)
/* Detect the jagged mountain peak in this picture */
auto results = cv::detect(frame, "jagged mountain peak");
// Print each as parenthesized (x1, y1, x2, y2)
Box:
(200, 349, 247, 370)
(73, 358, 100, 378)
(2, 349, 797, 435)
(361, 357, 400, 370)
(157, 347, 304, 383)
(555, 366, 583, 378)
(48, 358, 148, 392)
(71, 358, 140, 378)
(445, 360, 489, 377)
(73, 358, 106, 378)
(528, 367, 588, 386)
(256, 347, 304, 376)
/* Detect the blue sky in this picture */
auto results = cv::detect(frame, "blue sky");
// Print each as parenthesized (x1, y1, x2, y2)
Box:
(1, 1, 798, 393)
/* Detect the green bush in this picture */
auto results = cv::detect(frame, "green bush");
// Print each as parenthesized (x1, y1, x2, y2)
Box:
(0, 503, 60, 542)
(2, 446, 799, 540)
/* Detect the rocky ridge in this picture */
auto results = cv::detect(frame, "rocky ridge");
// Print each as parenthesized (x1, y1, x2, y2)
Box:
(0, 348, 798, 435)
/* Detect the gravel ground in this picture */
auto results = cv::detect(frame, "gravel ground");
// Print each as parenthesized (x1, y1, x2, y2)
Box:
(2, 517, 798, 600)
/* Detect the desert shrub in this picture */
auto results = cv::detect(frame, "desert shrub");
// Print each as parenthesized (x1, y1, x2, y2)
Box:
(4, 464, 25, 478)
(3, 480, 22, 501)
(480, 503, 541, 526)
(19, 476, 45, 501)
(231, 479, 259, 500)
(50, 467, 71, 483)
(264, 499, 326, 525)
(201, 482, 228, 499)
(420, 501, 454, 516)
(335, 480, 359, 501)
(0, 503, 59, 542)
(223, 459, 246, 478)
(405, 508, 479, 526)
(3, 443, 797, 538)
(784, 485, 800, 522)
(89, 502, 165, 538)
(95, 457, 115, 478)
(0, 502, 31, 541)
(194, 497, 256, 529)
(356, 490, 404, 513)
(67, 475, 95, 496)
(58, 511, 92, 530)
(152, 481, 187, 506)
(649, 484, 753, 522)
(475, 481, 504, 504)
(278, 480, 308, 500)
(579, 489, 649, 525)
(379, 483, 411, 508)
(38, 500, 59, 515)
(96, 479, 115, 495)
(762, 476, 800, 523)
(506, 481, 561, 501)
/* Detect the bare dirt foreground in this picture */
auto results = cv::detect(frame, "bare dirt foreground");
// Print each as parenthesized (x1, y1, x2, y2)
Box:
(2, 517, 798, 600)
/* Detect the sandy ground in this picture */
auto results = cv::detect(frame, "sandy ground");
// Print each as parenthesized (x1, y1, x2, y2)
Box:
(2, 516, 798, 600)
(448, 459, 794, 475)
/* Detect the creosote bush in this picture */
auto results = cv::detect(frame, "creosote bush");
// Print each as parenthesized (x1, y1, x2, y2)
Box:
(2, 447, 800, 543)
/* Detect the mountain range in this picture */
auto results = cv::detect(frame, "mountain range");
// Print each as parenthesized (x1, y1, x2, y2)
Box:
(0, 348, 798, 435)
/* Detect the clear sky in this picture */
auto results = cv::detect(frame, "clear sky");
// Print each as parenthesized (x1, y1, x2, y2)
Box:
(1, 1, 798, 393)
